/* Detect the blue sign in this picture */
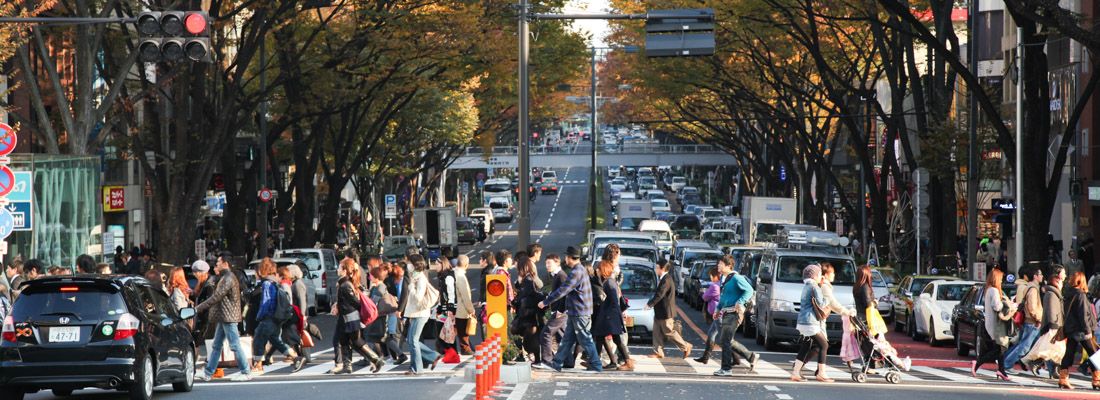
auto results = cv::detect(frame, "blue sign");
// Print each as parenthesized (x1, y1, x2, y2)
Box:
(385, 194, 397, 206)
(6, 202, 30, 232)
(779, 165, 787, 182)
(8, 172, 31, 203)
(0, 208, 13, 239)
(1006, 274, 1016, 283)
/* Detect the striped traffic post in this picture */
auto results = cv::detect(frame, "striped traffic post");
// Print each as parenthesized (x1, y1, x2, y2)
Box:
(475, 342, 485, 400)
(490, 334, 501, 393)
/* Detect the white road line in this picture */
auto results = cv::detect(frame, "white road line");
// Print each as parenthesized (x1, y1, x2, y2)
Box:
(963, 367, 1052, 387)
(194, 375, 440, 387)
(684, 357, 719, 375)
(751, 358, 790, 378)
(556, 382, 570, 386)
(775, 394, 792, 400)
(507, 383, 530, 400)
(448, 383, 475, 400)
(553, 389, 568, 396)
(910, 366, 984, 384)
(629, 355, 667, 373)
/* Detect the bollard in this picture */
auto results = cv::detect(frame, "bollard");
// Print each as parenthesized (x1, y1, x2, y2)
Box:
(475, 343, 485, 400)
(490, 335, 501, 392)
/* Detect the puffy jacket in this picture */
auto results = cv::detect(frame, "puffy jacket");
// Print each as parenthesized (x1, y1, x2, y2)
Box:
(196, 269, 242, 324)
(403, 271, 434, 319)
(702, 283, 720, 315)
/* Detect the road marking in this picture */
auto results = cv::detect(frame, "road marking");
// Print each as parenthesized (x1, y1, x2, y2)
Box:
(908, 366, 982, 383)
(752, 359, 790, 378)
(556, 382, 570, 386)
(295, 361, 338, 375)
(962, 367, 1052, 387)
(507, 383, 530, 400)
(765, 385, 780, 391)
(195, 375, 441, 387)
(553, 389, 568, 396)
(684, 357, 719, 375)
(675, 307, 707, 342)
(629, 355, 668, 373)
(448, 383, 475, 400)
(775, 394, 792, 400)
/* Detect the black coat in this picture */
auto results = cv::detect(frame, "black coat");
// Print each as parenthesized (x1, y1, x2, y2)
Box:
(1063, 288, 1096, 339)
(592, 277, 625, 336)
(549, 269, 569, 313)
(512, 278, 545, 331)
(337, 278, 361, 318)
(647, 273, 676, 321)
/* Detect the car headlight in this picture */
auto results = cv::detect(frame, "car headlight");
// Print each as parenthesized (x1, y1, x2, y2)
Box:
(940, 311, 952, 321)
(772, 299, 795, 313)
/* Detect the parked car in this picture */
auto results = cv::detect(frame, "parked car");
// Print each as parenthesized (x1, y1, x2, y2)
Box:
(680, 193, 702, 207)
(686, 259, 719, 309)
(672, 239, 713, 296)
(383, 235, 417, 260)
(644, 190, 667, 201)
(913, 279, 978, 345)
(737, 249, 765, 336)
(609, 179, 628, 192)
(678, 186, 699, 202)
(754, 248, 857, 350)
(951, 283, 1017, 357)
(1, 275, 197, 400)
(274, 248, 338, 309)
(892, 275, 958, 337)
(620, 261, 658, 342)
(869, 270, 894, 321)
(593, 243, 661, 265)
(456, 217, 480, 245)
(248, 257, 318, 316)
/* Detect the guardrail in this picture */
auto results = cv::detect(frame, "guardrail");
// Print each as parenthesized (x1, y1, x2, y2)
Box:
(461, 144, 724, 156)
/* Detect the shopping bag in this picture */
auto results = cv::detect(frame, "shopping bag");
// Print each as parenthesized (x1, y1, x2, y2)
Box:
(1021, 330, 1065, 364)
(866, 307, 888, 336)
(206, 336, 253, 369)
(301, 330, 315, 348)
(465, 317, 478, 337)
(1090, 347, 1100, 370)
(840, 317, 862, 362)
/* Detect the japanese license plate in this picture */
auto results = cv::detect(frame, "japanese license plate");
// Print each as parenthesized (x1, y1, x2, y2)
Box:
(49, 327, 80, 343)
(624, 316, 635, 328)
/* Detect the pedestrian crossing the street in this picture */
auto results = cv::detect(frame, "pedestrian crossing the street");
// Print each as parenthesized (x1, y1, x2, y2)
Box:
(198, 349, 1096, 389)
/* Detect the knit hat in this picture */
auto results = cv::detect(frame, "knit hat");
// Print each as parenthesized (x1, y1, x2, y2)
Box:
(803, 264, 822, 282)
(191, 260, 210, 273)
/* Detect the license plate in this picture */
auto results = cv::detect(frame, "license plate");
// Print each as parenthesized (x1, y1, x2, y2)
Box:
(49, 327, 80, 343)
(624, 316, 635, 327)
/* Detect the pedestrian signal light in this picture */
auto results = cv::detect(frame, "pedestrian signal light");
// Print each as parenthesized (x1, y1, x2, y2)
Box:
(484, 275, 509, 345)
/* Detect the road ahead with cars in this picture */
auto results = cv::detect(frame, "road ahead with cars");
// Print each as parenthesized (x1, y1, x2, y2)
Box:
(4, 165, 1088, 400)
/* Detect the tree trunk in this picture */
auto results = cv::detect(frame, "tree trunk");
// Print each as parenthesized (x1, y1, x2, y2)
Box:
(318, 176, 349, 245)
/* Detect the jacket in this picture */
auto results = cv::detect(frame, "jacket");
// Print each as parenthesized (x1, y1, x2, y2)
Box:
(402, 271, 434, 319)
(255, 277, 280, 321)
(543, 261, 594, 317)
(195, 269, 242, 324)
(455, 270, 476, 319)
(337, 278, 360, 318)
(513, 278, 545, 330)
(983, 286, 1015, 347)
(796, 280, 825, 330)
(291, 278, 309, 314)
(647, 272, 676, 320)
(702, 282, 720, 315)
(1014, 280, 1043, 326)
(365, 282, 389, 336)
(716, 272, 753, 310)
(7, 274, 22, 301)
(385, 274, 410, 315)
(1041, 284, 1064, 334)
(548, 268, 570, 314)
(1063, 288, 1096, 340)
(853, 284, 875, 322)
(592, 277, 625, 336)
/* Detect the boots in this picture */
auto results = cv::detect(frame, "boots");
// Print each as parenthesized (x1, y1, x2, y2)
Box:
(620, 357, 635, 372)
(1059, 368, 1074, 390)
(335, 362, 354, 374)
(694, 347, 713, 364)
(357, 345, 384, 373)
(790, 360, 805, 382)
(1092, 370, 1100, 390)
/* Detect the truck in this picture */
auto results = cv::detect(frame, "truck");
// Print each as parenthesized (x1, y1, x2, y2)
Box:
(413, 207, 458, 260)
(741, 196, 797, 245)
(615, 199, 653, 230)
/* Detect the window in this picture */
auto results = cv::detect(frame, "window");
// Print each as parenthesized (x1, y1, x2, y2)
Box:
(937, 284, 968, 301)
(921, 283, 934, 296)
(13, 285, 128, 321)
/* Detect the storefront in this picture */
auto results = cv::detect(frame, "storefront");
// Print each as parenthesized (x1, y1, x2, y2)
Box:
(5, 155, 101, 268)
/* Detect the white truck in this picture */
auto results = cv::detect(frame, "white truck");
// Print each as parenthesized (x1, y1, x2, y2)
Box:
(615, 199, 653, 230)
(413, 207, 458, 260)
(741, 196, 797, 245)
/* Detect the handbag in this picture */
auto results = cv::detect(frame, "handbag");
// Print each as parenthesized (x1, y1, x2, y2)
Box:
(866, 307, 888, 336)
(343, 310, 361, 333)
(378, 292, 399, 315)
(301, 330, 315, 348)
(465, 317, 478, 337)
(1091, 348, 1100, 370)
(1021, 329, 1065, 365)
(811, 296, 828, 321)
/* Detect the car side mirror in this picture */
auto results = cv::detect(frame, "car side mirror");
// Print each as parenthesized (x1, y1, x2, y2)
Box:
(179, 307, 196, 320)
(919, 293, 931, 300)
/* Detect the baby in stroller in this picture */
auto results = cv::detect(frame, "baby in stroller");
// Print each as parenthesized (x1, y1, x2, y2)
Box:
(843, 316, 912, 383)
(867, 333, 912, 372)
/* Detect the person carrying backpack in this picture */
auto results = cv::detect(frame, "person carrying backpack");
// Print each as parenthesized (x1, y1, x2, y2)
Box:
(251, 258, 301, 374)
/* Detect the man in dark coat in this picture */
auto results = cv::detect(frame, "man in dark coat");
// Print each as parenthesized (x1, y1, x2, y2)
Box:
(646, 259, 691, 359)
(539, 253, 570, 367)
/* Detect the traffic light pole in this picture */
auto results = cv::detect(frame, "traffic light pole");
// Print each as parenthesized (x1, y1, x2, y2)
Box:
(518, 0, 531, 250)
(258, 31, 270, 259)
(590, 48, 598, 231)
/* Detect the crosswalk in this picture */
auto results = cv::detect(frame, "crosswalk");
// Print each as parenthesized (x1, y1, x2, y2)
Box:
(199, 349, 1096, 389)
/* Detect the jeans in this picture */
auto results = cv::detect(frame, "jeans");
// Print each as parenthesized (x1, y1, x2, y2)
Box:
(253, 319, 291, 357)
(552, 315, 601, 372)
(205, 322, 251, 376)
(407, 317, 440, 373)
(1003, 324, 1040, 369)
(719, 312, 755, 370)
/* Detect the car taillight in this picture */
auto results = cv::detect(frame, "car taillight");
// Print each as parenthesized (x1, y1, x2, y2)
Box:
(113, 313, 140, 340)
(2, 316, 15, 342)
(321, 272, 327, 289)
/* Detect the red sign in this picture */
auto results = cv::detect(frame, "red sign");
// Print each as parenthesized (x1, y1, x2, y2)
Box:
(103, 186, 125, 212)
(259, 188, 273, 203)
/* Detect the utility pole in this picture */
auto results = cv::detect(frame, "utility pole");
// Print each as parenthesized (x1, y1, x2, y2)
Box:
(258, 30, 269, 259)
(589, 48, 599, 231)
(517, 0, 531, 249)
(966, 0, 979, 280)
(1014, 27, 1024, 271)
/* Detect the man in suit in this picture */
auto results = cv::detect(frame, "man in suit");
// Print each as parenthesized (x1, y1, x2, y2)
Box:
(539, 253, 570, 368)
(646, 259, 692, 359)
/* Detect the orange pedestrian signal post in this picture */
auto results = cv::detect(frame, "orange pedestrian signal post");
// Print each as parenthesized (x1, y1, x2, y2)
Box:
(484, 274, 509, 345)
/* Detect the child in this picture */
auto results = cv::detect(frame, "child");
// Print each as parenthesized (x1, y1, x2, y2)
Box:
(870, 334, 912, 372)
(693, 268, 723, 364)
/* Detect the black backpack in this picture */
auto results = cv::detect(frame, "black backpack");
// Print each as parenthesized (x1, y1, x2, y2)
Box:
(273, 286, 294, 322)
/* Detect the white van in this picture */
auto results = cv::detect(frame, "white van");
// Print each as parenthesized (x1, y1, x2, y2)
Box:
(488, 196, 515, 222)
(483, 178, 512, 199)
(638, 219, 674, 254)
(274, 248, 338, 308)
(753, 247, 856, 350)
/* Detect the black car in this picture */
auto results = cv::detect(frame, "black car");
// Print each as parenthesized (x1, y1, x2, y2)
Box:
(686, 260, 718, 310)
(671, 214, 702, 232)
(1, 275, 197, 400)
(950, 283, 1017, 357)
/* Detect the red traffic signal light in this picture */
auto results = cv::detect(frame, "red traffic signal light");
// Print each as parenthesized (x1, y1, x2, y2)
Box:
(184, 12, 208, 35)
(134, 11, 212, 63)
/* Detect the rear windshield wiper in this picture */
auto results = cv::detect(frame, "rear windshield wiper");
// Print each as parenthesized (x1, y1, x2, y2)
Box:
(40, 311, 83, 321)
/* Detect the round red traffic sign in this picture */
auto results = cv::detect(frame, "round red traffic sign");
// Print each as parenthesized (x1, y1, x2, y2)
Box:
(259, 188, 273, 202)
(0, 166, 15, 197)
(0, 123, 16, 157)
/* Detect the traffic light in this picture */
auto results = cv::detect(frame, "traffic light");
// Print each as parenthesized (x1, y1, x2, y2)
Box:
(484, 274, 509, 345)
(644, 9, 716, 57)
(136, 11, 213, 63)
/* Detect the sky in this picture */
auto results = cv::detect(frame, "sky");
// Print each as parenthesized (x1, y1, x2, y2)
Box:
(563, 0, 612, 47)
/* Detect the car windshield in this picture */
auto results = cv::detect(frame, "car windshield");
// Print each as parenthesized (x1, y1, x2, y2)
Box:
(484, 183, 511, 193)
(457, 221, 474, 229)
(937, 284, 968, 301)
(704, 231, 736, 243)
(645, 230, 672, 241)
(673, 177, 686, 183)
(281, 251, 322, 271)
(694, 261, 718, 279)
(704, 210, 723, 218)
(682, 251, 721, 268)
(621, 265, 657, 294)
(489, 201, 508, 209)
(14, 285, 129, 321)
(619, 218, 645, 230)
(910, 278, 936, 294)
(593, 237, 655, 251)
(871, 271, 888, 288)
(776, 256, 857, 284)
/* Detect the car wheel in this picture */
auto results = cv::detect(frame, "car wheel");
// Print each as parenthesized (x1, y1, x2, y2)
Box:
(763, 323, 779, 351)
(129, 355, 155, 400)
(908, 315, 920, 340)
(894, 309, 904, 332)
(927, 319, 937, 346)
(742, 320, 756, 339)
(955, 333, 970, 357)
(755, 325, 765, 345)
(51, 389, 73, 397)
(173, 348, 195, 392)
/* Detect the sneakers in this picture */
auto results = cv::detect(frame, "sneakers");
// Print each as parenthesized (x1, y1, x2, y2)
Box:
(748, 353, 760, 373)
(900, 357, 912, 372)
(197, 371, 212, 382)
(292, 357, 307, 372)
(230, 374, 252, 382)
(713, 369, 732, 377)
(579, 368, 600, 374)
(532, 363, 554, 371)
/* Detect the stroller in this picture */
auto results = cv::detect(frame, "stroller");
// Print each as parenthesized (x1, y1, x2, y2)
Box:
(843, 316, 911, 384)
